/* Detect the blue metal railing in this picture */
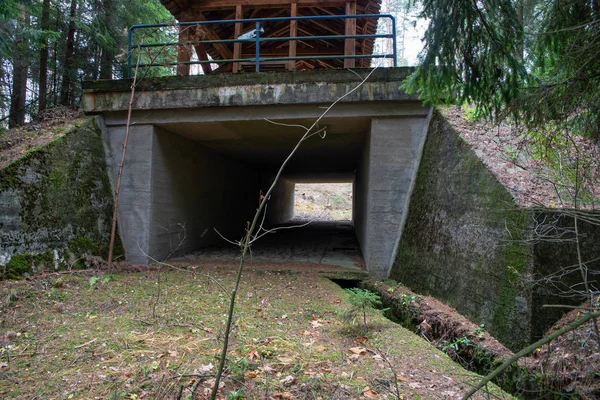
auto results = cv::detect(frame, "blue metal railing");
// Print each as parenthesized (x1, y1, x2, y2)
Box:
(128, 14, 397, 77)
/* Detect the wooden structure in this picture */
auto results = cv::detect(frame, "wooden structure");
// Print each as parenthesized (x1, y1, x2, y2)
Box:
(159, 0, 382, 74)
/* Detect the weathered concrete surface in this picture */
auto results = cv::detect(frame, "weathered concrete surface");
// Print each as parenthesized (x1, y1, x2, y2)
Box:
(103, 124, 261, 264)
(358, 115, 433, 278)
(390, 110, 534, 350)
(0, 118, 121, 277)
(389, 109, 600, 350)
(82, 68, 415, 112)
(84, 68, 432, 277)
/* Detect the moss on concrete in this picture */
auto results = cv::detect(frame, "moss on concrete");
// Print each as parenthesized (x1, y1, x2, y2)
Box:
(2, 251, 54, 279)
(390, 109, 533, 350)
(83, 67, 415, 93)
(0, 117, 124, 279)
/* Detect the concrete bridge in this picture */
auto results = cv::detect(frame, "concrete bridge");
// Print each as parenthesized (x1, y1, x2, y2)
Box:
(82, 68, 432, 278)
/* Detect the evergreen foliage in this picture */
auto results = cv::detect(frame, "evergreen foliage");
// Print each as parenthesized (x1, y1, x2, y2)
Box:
(0, 0, 172, 126)
(405, 0, 600, 141)
(343, 288, 385, 327)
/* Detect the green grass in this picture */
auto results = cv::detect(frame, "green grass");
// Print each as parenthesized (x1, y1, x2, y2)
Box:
(0, 267, 512, 399)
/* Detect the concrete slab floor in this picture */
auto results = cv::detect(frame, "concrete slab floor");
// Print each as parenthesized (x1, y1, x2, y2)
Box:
(174, 220, 365, 271)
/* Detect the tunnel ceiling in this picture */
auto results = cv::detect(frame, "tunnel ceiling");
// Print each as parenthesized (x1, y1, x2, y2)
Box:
(157, 115, 369, 173)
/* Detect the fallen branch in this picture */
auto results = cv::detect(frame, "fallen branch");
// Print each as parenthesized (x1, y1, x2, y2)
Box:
(74, 338, 97, 349)
(462, 310, 600, 399)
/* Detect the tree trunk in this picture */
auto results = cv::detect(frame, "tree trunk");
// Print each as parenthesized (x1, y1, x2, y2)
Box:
(9, 5, 28, 128)
(99, 0, 115, 80)
(52, 4, 60, 106)
(0, 62, 6, 125)
(39, 0, 50, 113)
(60, 0, 78, 106)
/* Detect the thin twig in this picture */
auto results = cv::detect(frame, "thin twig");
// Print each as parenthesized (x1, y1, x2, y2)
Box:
(462, 310, 600, 399)
(209, 64, 382, 400)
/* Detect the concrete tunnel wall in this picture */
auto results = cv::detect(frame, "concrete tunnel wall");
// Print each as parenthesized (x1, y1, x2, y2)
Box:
(264, 178, 295, 226)
(105, 123, 261, 263)
(354, 116, 433, 278)
(104, 113, 432, 275)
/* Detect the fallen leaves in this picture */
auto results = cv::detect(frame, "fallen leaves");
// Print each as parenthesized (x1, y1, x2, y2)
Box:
(271, 392, 294, 399)
(195, 363, 213, 374)
(280, 375, 296, 386)
(310, 319, 323, 329)
(349, 347, 367, 355)
(362, 386, 379, 398)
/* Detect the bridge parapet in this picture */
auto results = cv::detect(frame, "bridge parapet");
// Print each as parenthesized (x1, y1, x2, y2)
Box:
(149, 0, 388, 75)
(83, 68, 414, 113)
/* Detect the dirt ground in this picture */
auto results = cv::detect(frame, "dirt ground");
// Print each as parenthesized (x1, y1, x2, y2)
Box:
(0, 107, 84, 169)
(294, 183, 353, 221)
(0, 266, 511, 400)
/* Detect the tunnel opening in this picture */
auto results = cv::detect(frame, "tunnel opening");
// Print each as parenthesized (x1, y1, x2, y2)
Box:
(145, 114, 373, 273)
(293, 182, 353, 222)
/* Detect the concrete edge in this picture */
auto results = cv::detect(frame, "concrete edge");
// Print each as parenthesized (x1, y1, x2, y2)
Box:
(386, 106, 435, 277)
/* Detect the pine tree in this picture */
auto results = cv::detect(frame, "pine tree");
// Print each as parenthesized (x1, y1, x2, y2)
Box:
(406, 0, 600, 140)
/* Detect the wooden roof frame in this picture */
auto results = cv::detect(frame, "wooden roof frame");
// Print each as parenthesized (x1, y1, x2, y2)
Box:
(160, 0, 383, 74)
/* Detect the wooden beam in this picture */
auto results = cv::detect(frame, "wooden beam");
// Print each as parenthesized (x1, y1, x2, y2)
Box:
(172, 0, 190, 8)
(243, 47, 355, 56)
(344, 0, 356, 68)
(233, 5, 243, 72)
(192, 12, 233, 59)
(288, 2, 297, 70)
(193, 44, 213, 74)
(303, 8, 344, 36)
(190, 0, 346, 11)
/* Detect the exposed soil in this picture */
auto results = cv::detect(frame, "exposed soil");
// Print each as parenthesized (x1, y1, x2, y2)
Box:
(368, 280, 600, 399)
(366, 281, 513, 361)
(0, 107, 84, 169)
(294, 183, 353, 221)
(524, 307, 600, 399)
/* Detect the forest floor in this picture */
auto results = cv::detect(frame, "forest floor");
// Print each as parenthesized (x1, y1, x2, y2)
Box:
(0, 266, 512, 400)
(293, 183, 353, 221)
(441, 106, 600, 208)
(0, 107, 83, 169)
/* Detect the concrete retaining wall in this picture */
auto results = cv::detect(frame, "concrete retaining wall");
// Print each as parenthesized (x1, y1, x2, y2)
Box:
(390, 110, 534, 350)
(390, 109, 600, 350)
(0, 118, 120, 278)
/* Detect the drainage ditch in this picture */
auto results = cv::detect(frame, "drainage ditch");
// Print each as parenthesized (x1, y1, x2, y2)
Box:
(329, 278, 573, 399)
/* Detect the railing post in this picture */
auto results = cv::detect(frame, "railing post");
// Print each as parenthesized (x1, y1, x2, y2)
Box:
(233, 5, 243, 73)
(391, 15, 397, 67)
(255, 21, 261, 72)
(344, 1, 357, 68)
(288, 2, 298, 71)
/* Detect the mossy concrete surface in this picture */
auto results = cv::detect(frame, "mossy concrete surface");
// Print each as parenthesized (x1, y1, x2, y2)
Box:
(390, 109, 600, 350)
(0, 117, 122, 278)
(389, 109, 533, 351)
(81, 68, 419, 113)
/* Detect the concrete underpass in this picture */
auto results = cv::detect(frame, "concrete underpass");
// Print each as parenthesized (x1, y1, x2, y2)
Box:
(84, 68, 432, 278)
